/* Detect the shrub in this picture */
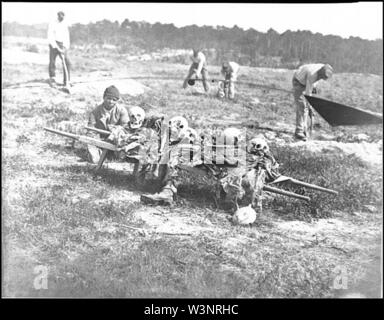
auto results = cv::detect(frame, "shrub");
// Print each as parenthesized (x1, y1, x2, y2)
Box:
(25, 44, 39, 53)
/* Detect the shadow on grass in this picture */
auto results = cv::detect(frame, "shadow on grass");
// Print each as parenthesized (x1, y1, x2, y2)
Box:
(49, 162, 138, 191)
(176, 184, 218, 210)
(190, 91, 208, 97)
(243, 122, 293, 135)
(42, 143, 89, 162)
(43, 153, 220, 210)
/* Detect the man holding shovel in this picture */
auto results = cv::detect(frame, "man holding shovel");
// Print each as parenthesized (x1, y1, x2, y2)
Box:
(47, 11, 71, 93)
(292, 63, 333, 141)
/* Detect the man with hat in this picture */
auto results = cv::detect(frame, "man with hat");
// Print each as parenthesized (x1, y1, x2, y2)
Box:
(182, 48, 210, 92)
(221, 60, 240, 99)
(87, 86, 129, 163)
(292, 63, 333, 141)
(47, 11, 71, 91)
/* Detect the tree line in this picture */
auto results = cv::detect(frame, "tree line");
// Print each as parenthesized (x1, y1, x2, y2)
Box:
(3, 19, 383, 74)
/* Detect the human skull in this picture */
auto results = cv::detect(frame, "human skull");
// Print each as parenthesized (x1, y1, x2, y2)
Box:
(128, 106, 145, 129)
(247, 135, 269, 155)
(232, 204, 257, 225)
(182, 127, 199, 143)
(169, 116, 188, 142)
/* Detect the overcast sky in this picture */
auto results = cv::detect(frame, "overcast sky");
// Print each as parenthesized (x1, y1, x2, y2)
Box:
(2, 2, 383, 40)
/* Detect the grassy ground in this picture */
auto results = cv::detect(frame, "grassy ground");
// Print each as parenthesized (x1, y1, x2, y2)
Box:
(2, 37, 382, 298)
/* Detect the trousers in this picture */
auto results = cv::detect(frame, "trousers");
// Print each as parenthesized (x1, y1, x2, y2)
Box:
(183, 62, 209, 92)
(224, 73, 236, 99)
(49, 41, 71, 86)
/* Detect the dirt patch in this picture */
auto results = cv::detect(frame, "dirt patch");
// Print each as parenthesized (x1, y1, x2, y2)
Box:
(71, 79, 150, 97)
(132, 207, 218, 236)
(287, 140, 382, 166)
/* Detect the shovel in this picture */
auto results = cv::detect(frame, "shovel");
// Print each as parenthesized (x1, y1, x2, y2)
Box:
(58, 51, 71, 94)
(187, 78, 223, 86)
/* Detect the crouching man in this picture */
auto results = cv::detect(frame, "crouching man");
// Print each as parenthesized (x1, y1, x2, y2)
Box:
(221, 60, 240, 99)
(86, 85, 129, 163)
(182, 48, 210, 92)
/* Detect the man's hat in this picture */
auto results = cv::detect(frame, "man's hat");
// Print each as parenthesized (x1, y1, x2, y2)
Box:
(222, 60, 230, 67)
(57, 11, 65, 17)
(322, 64, 334, 79)
(103, 85, 120, 100)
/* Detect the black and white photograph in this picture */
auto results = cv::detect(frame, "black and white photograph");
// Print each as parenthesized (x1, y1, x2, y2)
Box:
(2, 2, 382, 300)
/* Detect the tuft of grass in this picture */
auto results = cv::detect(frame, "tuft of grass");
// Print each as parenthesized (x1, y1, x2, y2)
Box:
(25, 44, 39, 53)
(43, 104, 80, 123)
(22, 233, 349, 298)
(270, 145, 383, 219)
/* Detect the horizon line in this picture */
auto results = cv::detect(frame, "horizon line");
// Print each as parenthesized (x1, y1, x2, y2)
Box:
(2, 19, 382, 42)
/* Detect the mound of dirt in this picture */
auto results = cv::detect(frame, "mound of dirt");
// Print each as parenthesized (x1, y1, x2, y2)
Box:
(71, 78, 150, 97)
(3, 48, 47, 65)
(288, 140, 383, 166)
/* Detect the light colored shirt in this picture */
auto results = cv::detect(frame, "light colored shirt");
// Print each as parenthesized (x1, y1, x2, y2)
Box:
(293, 64, 324, 95)
(47, 19, 70, 49)
(221, 61, 240, 80)
(190, 52, 206, 75)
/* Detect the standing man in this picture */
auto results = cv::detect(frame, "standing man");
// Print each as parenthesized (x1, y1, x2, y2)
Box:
(292, 63, 333, 141)
(221, 60, 240, 99)
(47, 11, 71, 91)
(87, 86, 129, 163)
(182, 48, 209, 92)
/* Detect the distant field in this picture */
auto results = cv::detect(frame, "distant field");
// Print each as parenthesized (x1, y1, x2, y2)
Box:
(2, 36, 382, 298)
